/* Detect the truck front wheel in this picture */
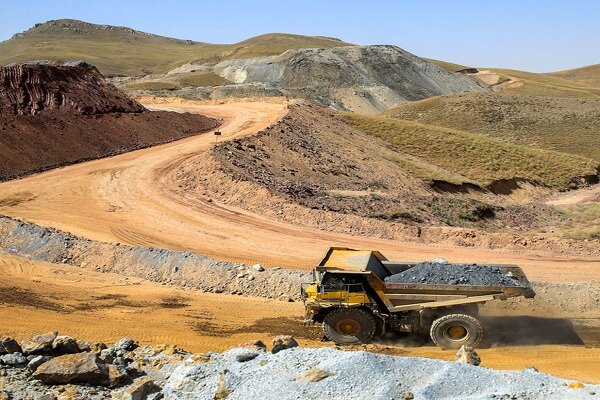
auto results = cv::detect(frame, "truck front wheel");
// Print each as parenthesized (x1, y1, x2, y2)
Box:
(430, 313, 483, 349)
(322, 308, 377, 345)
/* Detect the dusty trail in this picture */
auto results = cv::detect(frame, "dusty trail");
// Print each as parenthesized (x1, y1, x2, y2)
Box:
(0, 98, 598, 282)
(1, 254, 599, 384)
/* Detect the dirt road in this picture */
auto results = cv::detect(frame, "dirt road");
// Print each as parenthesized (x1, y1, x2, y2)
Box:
(1, 253, 598, 383)
(0, 98, 598, 282)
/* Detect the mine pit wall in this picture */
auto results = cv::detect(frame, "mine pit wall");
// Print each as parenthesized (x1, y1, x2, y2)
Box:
(0, 215, 598, 317)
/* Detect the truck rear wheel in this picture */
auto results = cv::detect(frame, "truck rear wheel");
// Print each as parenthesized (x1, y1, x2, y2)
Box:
(322, 308, 377, 345)
(430, 313, 483, 349)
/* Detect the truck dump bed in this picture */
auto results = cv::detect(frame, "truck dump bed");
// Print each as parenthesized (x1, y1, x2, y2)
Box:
(317, 248, 535, 312)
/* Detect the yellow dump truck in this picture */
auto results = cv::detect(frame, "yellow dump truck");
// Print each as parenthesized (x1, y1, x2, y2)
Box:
(302, 248, 535, 349)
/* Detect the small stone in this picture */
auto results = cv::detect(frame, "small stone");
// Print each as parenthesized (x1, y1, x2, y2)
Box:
(455, 345, 481, 366)
(0, 337, 21, 354)
(296, 366, 335, 382)
(236, 340, 267, 350)
(27, 355, 52, 371)
(100, 348, 116, 363)
(0, 391, 10, 400)
(271, 335, 298, 354)
(213, 371, 233, 400)
(21, 332, 58, 355)
(234, 349, 260, 362)
(0, 352, 27, 365)
(402, 392, 414, 400)
(252, 264, 264, 272)
(52, 335, 80, 354)
(112, 377, 162, 400)
(114, 337, 137, 352)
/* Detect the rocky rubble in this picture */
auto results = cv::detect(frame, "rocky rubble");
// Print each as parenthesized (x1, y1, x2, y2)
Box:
(1, 333, 599, 399)
(384, 261, 526, 286)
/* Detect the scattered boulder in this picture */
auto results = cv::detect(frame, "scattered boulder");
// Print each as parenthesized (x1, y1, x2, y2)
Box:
(0, 352, 27, 366)
(107, 364, 128, 388)
(455, 345, 481, 366)
(296, 366, 335, 382)
(27, 355, 52, 371)
(32, 352, 111, 386)
(0, 337, 21, 354)
(52, 335, 80, 354)
(76, 340, 93, 352)
(0, 391, 10, 400)
(271, 335, 298, 354)
(100, 348, 116, 363)
(236, 340, 266, 350)
(213, 370, 233, 400)
(114, 338, 138, 352)
(252, 264, 265, 272)
(112, 377, 162, 400)
(233, 349, 260, 363)
(21, 332, 58, 355)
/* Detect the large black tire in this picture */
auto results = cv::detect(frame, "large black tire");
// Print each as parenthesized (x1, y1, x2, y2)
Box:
(430, 313, 483, 350)
(322, 308, 377, 345)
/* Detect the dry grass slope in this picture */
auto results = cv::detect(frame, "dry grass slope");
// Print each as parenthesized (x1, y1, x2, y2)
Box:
(550, 64, 600, 88)
(384, 93, 600, 162)
(342, 113, 598, 190)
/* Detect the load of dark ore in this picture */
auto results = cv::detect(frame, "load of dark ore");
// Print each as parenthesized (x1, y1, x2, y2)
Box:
(384, 262, 526, 286)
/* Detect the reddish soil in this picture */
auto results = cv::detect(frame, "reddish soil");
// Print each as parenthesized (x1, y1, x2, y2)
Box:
(0, 62, 219, 181)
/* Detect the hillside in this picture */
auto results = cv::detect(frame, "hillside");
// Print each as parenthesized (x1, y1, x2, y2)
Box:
(550, 63, 600, 88)
(122, 46, 488, 113)
(342, 112, 598, 191)
(0, 19, 351, 76)
(0, 62, 218, 181)
(383, 93, 600, 162)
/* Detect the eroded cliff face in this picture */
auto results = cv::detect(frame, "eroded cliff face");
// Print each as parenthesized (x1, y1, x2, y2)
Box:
(0, 61, 145, 115)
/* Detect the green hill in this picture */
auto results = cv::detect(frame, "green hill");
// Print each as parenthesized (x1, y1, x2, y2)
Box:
(0, 19, 351, 76)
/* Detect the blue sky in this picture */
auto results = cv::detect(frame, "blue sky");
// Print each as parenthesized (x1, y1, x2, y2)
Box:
(0, 0, 598, 72)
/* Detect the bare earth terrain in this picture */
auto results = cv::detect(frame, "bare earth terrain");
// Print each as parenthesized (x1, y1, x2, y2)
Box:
(1, 253, 599, 383)
(0, 98, 598, 386)
(0, 98, 598, 281)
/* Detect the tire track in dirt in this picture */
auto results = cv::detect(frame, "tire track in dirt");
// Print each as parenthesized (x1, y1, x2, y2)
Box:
(0, 98, 597, 282)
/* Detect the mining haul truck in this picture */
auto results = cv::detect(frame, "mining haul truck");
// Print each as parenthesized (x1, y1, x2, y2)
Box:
(302, 248, 535, 349)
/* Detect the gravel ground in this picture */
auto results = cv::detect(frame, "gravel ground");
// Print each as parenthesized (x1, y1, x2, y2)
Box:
(385, 262, 526, 286)
(164, 347, 599, 400)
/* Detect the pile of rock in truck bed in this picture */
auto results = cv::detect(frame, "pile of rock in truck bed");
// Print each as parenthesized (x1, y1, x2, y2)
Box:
(385, 260, 526, 286)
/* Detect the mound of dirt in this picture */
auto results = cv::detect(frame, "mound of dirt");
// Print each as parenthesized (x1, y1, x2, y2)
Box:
(384, 262, 526, 286)
(0, 62, 219, 181)
(0, 61, 144, 116)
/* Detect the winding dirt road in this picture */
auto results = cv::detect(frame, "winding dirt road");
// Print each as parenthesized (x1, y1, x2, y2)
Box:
(0, 98, 598, 282)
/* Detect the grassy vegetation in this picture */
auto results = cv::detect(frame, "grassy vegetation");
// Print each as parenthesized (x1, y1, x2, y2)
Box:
(426, 58, 471, 72)
(342, 113, 598, 190)
(549, 64, 600, 88)
(0, 19, 351, 76)
(487, 68, 600, 97)
(122, 81, 180, 91)
(383, 93, 600, 161)
(554, 203, 600, 240)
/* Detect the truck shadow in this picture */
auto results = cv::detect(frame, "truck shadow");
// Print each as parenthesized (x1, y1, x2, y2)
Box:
(479, 316, 585, 347)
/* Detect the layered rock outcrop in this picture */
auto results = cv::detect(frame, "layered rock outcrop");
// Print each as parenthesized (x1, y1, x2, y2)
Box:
(0, 61, 145, 115)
